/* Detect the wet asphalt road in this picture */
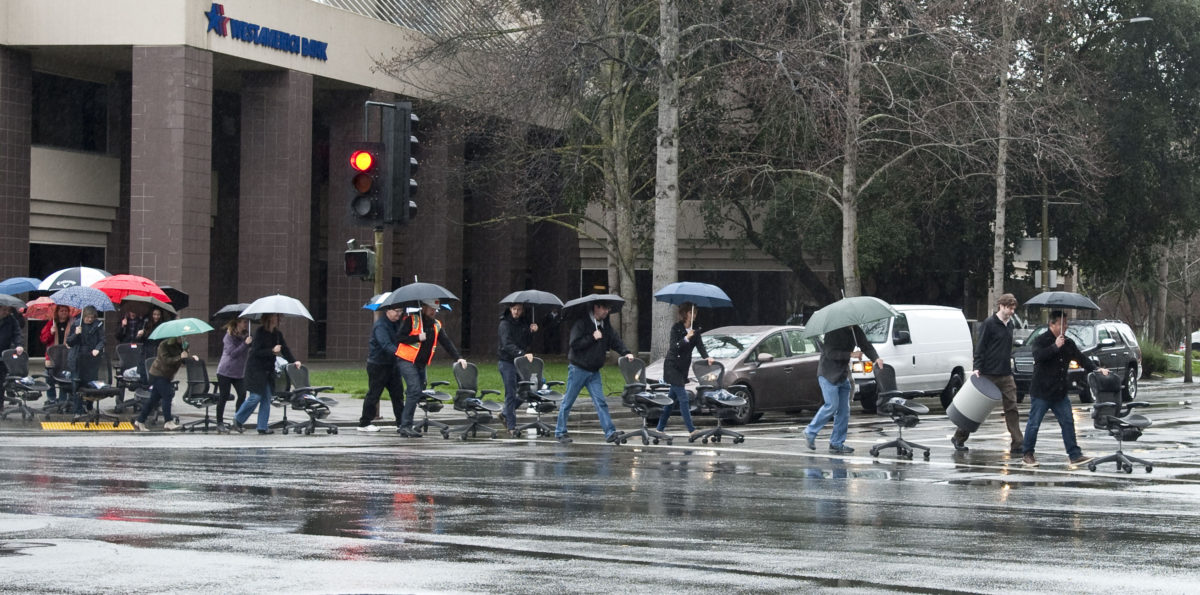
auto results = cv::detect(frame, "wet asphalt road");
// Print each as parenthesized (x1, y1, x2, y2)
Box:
(2, 381, 1200, 593)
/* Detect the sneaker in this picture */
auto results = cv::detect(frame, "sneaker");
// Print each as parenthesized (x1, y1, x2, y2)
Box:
(257, 429, 275, 435)
(1069, 455, 1093, 466)
(950, 437, 969, 452)
(230, 420, 244, 434)
(357, 424, 380, 432)
(556, 434, 573, 444)
(1022, 453, 1039, 467)
(133, 420, 149, 432)
(605, 432, 621, 444)
(398, 427, 423, 438)
(163, 420, 181, 431)
(506, 429, 522, 439)
(829, 445, 855, 455)
(804, 432, 816, 451)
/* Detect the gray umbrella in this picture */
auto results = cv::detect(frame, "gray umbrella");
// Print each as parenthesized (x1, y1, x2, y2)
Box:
(499, 289, 563, 307)
(211, 302, 251, 323)
(0, 294, 26, 309)
(1023, 291, 1100, 311)
(240, 294, 313, 321)
(800, 296, 899, 338)
(377, 282, 458, 309)
(561, 293, 625, 319)
(121, 295, 177, 317)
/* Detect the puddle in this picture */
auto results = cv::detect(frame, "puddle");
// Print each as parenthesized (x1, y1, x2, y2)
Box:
(0, 541, 54, 557)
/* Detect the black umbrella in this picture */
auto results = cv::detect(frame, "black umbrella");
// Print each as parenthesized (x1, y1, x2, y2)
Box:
(160, 286, 190, 311)
(377, 282, 458, 309)
(1024, 291, 1100, 311)
(0, 294, 26, 309)
(561, 293, 625, 319)
(121, 295, 178, 317)
(211, 303, 251, 324)
(499, 289, 563, 307)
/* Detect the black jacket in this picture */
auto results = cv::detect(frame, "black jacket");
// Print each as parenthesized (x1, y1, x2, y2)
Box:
(66, 317, 105, 382)
(244, 325, 294, 395)
(973, 313, 1014, 375)
(663, 321, 708, 386)
(567, 315, 630, 372)
(396, 313, 461, 366)
(497, 311, 534, 361)
(366, 316, 401, 365)
(0, 314, 24, 352)
(817, 325, 878, 384)
(1030, 329, 1096, 401)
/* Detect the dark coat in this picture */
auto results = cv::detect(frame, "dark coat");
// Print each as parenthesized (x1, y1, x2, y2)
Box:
(367, 315, 401, 365)
(116, 315, 147, 344)
(66, 317, 105, 383)
(497, 311, 534, 362)
(148, 338, 187, 381)
(244, 325, 294, 395)
(973, 313, 1014, 375)
(0, 314, 24, 352)
(817, 325, 878, 384)
(1030, 329, 1096, 401)
(663, 321, 709, 386)
(567, 315, 630, 372)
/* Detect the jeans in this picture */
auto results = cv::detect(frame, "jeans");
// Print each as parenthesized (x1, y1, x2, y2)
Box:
(138, 374, 175, 424)
(234, 383, 274, 431)
(498, 359, 521, 431)
(215, 374, 245, 423)
(397, 359, 427, 429)
(556, 364, 616, 438)
(362, 361, 404, 427)
(806, 376, 851, 448)
(1022, 396, 1083, 458)
(656, 384, 695, 432)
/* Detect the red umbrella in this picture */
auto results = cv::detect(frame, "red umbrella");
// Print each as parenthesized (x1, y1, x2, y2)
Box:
(90, 274, 170, 304)
(24, 297, 78, 321)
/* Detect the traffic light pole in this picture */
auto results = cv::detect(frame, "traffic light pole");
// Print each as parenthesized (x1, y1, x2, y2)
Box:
(374, 226, 384, 310)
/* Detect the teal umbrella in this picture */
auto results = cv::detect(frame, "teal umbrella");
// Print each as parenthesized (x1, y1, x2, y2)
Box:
(148, 317, 214, 340)
(800, 296, 899, 339)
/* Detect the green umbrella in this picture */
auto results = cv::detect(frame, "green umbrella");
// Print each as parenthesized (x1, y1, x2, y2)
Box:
(800, 296, 900, 339)
(148, 317, 214, 340)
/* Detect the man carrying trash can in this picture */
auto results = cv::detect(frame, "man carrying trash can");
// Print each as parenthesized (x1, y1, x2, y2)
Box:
(951, 293, 1021, 454)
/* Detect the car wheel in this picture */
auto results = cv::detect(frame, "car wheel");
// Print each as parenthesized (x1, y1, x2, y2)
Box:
(729, 385, 755, 425)
(1122, 365, 1138, 402)
(940, 372, 964, 411)
(859, 385, 878, 414)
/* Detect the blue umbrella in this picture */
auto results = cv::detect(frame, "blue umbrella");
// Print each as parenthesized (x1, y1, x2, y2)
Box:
(50, 286, 116, 312)
(653, 282, 733, 308)
(0, 277, 41, 295)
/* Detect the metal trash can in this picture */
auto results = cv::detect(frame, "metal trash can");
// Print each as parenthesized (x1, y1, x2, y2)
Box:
(946, 374, 1002, 433)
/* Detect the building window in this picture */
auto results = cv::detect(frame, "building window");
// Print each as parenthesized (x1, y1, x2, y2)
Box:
(31, 72, 108, 153)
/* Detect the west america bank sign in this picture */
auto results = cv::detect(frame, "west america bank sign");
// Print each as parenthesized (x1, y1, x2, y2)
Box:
(205, 3, 328, 61)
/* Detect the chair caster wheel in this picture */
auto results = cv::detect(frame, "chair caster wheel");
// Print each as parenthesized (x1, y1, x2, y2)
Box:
(870, 448, 880, 457)
(1123, 464, 1133, 474)
(489, 432, 497, 439)
(702, 438, 709, 444)
(1088, 464, 1097, 472)
(282, 429, 289, 435)
(459, 434, 468, 441)
(713, 436, 721, 443)
(328, 428, 337, 434)
(652, 439, 659, 445)
(666, 439, 674, 445)
(688, 436, 697, 443)
(922, 451, 930, 460)
(1145, 466, 1153, 473)
(733, 437, 743, 444)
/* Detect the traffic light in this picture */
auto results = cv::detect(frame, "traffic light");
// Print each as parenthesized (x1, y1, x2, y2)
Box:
(345, 141, 387, 225)
(344, 247, 375, 279)
(384, 102, 419, 224)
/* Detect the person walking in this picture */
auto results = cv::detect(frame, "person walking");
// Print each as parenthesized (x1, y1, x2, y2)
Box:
(497, 302, 538, 437)
(1021, 310, 1106, 467)
(133, 336, 195, 431)
(360, 306, 405, 433)
(394, 299, 467, 437)
(39, 305, 72, 406)
(804, 324, 881, 454)
(232, 314, 300, 435)
(951, 293, 1023, 453)
(214, 317, 251, 429)
(66, 305, 105, 415)
(555, 300, 633, 444)
(656, 302, 712, 435)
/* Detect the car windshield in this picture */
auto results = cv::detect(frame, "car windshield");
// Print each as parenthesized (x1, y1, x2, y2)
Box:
(701, 333, 760, 359)
(860, 317, 891, 344)
(1027, 324, 1096, 349)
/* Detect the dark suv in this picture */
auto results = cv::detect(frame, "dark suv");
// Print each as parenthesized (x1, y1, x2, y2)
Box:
(1011, 319, 1141, 403)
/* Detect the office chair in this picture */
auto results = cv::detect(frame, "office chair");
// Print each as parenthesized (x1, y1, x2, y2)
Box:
(444, 362, 502, 439)
(268, 369, 306, 434)
(1, 350, 49, 423)
(868, 364, 931, 460)
(72, 351, 122, 428)
(1087, 372, 1153, 473)
(40, 344, 74, 418)
(512, 357, 563, 438)
(179, 358, 223, 433)
(688, 361, 746, 444)
(280, 364, 339, 435)
(613, 357, 674, 445)
(415, 380, 451, 435)
(112, 342, 148, 414)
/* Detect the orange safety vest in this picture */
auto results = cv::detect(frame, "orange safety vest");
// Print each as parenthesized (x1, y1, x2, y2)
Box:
(395, 315, 442, 364)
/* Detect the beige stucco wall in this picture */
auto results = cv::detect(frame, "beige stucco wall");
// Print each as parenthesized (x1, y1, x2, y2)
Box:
(29, 146, 120, 247)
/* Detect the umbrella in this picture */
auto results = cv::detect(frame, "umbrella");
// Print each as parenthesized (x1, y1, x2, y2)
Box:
(561, 293, 625, 319)
(377, 282, 459, 310)
(50, 286, 116, 312)
(37, 267, 111, 291)
(148, 317, 214, 340)
(653, 281, 733, 308)
(0, 294, 26, 309)
(0, 277, 41, 295)
(499, 289, 563, 307)
(363, 292, 392, 311)
(1023, 291, 1100, 311)
(160, 286, 190, 310)
(800, 296, 900, 339)
(211, 303, 251, 323)
(240, 294, 313, 321)
(91, 274, 170, 303)
(24, 297, 76, 321)
(121, 295, 177, 317)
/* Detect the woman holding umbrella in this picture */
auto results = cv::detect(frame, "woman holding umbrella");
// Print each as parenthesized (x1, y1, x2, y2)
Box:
(39, 305, 73, 406)
(232, 313, 301, 434)
(215, 317, 251, 429)
(66, 305, 105, 414)
(497, 301, 539, 437)
(656, 302, 713, 435)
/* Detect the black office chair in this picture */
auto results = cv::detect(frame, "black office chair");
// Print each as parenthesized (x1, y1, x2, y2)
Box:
(268, 368, 306, 434)
(415, 380, 451, 435)
(179, 358, 223, 433)
(868, 364, 931, 461)
(1087, 372, 1153, 473)
(281, 365, 339, 435)
(112, 342, 148, 414)
(613, 358, 674, 446)
(444, 362, 502, 439)
(73, 352, 123, 428)
(1, 350, 49, 423)
(512, 357, 563, 438)
(688, 361, 746, 444)
(40, 344, 74, 417)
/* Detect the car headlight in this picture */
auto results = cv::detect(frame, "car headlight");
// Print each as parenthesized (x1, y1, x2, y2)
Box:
(1068, 360, 1080, 370)
(851, 360, 873, 374)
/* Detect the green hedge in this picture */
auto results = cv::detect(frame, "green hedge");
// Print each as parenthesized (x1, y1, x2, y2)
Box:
(1139, 339, 1169, 377)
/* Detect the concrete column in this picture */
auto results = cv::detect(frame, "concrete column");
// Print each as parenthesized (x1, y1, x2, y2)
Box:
(107, 72, 132, 276)
(238, 70, 313, 357)
(0, 48, 32, 278)
(130, 46, 213, 352)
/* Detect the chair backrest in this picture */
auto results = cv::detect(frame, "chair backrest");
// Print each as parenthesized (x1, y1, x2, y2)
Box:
(284, 364, 312, 392)
(513, 356, 547, 390)
(2, 349, 29, 377)
(1089, 371, 1123, 429)
(116, 343, 143, 368)
(184, 358, 210, 396)
(453, 361, 479, 393)
(618, 357, 647, 387)
(691, 360, 725, 391)
(46, 344, 70, 370)
(875, 364, 900, 398)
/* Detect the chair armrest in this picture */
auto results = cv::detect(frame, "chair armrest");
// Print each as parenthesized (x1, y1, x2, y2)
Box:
(546, 380, 565, 387)
(480, 389, 501, 397)
(648, 382, 670, 391)
(695, 383, 718, 392)
(429, 380, 450, 388)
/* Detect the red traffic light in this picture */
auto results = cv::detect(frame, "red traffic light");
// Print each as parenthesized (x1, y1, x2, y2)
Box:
(349, 150, 375, 172)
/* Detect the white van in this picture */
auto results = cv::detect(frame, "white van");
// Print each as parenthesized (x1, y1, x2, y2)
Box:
(850, 305, 973, 413)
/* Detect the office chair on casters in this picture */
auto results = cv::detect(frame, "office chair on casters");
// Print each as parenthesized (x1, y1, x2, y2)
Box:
(73, 352, 123, 428)
(443, 362, 502, 439)
(112, 343, 148, 414)
(1087, 372, 1153, 473)
(613, 358, 674, 446)
(40, 345, 74, 418)
(869, 364, 931, 460)
(269, 370, 306, 434)
(1, 350, 49, 423)
(513, 357, 563, 437)
(281, 365, 339, 435)
(688, 361, 745, 444)
(179, 358, 223, 433)
(415, 381, 451, 435)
